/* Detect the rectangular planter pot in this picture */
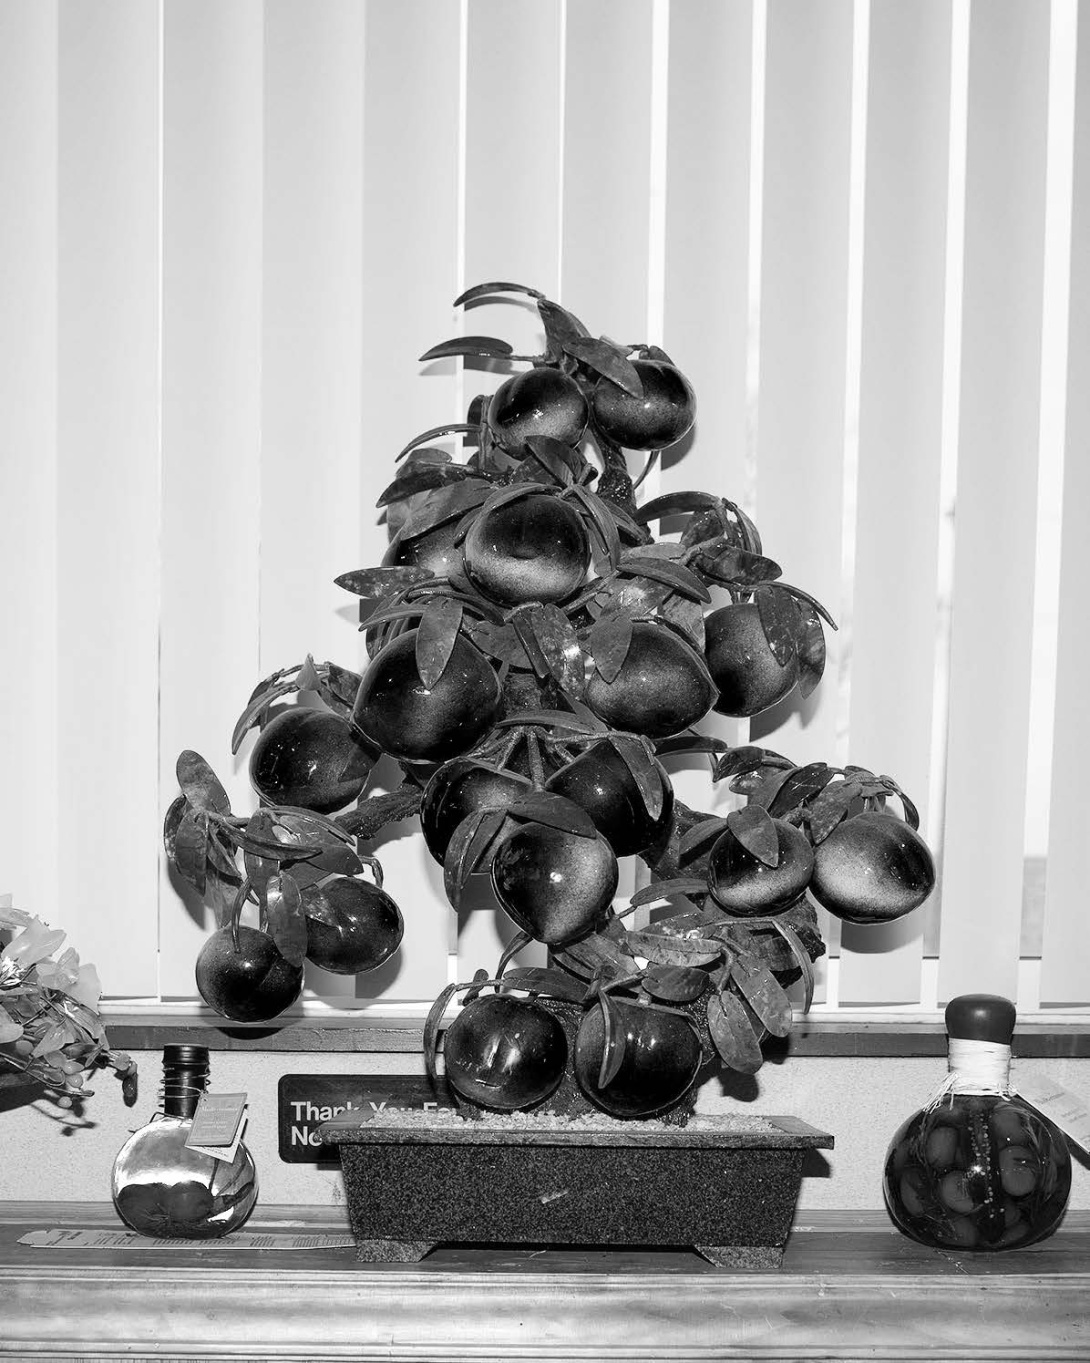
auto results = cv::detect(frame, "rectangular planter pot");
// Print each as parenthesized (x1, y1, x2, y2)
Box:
(319, 1113, 833, 1269)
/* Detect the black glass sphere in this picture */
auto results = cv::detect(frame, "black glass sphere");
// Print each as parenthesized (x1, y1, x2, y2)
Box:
(574, 999, 702, 1119)
(444, 995, 568, 1112)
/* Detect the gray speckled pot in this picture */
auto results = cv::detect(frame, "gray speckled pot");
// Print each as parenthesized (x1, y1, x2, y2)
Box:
(319, 1113, 833, 1269)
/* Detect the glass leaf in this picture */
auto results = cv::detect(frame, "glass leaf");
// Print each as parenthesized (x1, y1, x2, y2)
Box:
(454, 280, 544, 307)
(624, 930, 722, 967)
(641, 964, 708, 1004)
(731, 955, 793, 1038)
(507, 791, 598, 840)
(619, 555, 710, 603)
(537, 297, 591, 347)
(419, 335, 515, 362)
(266, 873, 307, 967)
(597, 994, 627, 1088)
(589, 611, 634, 685)
(175, 751, 230, 815)
(334, 566, 434, 599)
(564, 336, 643, 397)
(416, 597, 464, 689)
(706, 990, 763, 1074)
(754, 585, 802, 668)
(399, 479, 492, 542)
(768, 762, 835, 820)
(725, 805, 780, 868)
(498, 966, 586, 1004)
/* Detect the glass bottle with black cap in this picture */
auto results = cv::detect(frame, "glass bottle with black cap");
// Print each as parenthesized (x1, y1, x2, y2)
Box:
(111, 1043, 257, 1238)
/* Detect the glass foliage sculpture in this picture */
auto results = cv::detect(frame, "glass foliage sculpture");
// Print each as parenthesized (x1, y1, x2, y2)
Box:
(163, 282, 938, 1121)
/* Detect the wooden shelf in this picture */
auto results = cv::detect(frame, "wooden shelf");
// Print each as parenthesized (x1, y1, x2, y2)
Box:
(2, 1202, 1088, 1360)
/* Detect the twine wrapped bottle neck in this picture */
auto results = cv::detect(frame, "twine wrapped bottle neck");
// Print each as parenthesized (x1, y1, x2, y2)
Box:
(946, 1037, 1012, 1094)
(926, 1037, 1012, 1110)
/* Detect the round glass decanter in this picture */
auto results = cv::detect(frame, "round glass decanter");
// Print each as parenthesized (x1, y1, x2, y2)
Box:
(883, 994, 1071, 1251)
(111, 1044, 258, 1239)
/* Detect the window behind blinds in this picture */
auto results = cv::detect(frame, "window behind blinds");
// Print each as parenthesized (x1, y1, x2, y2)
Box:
(1, 0, 1085, 1015)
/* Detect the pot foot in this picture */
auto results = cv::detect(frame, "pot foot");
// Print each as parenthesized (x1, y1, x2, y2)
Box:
(355, 1239, 435, 1263)
(695, 1244, 783, 1270)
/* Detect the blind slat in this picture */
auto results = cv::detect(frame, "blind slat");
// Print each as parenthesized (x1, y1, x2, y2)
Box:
(260, 0, 365, 675)
(555, 0, 658, 945)
(660, 0, 754, 824)
(837, 0, 952, 1005)
(752, 0, 856, 999)
(559, 0, 658, 935)
(664, 0, 754, 514)
(937, 1, 1050, 1002)
(0, 3, 59, 930)
(462, 0, 562, 360)
(562, 0, 655, 340)
(158, 0, 265, 998)
(752, 0, 854, 778)
(260, 2, 370, 1003)
(1041, 2, 1090, 1005)
(454, 0, 565, 980)
(55, 0, 160, 994)
(356, 0, 463, 1001)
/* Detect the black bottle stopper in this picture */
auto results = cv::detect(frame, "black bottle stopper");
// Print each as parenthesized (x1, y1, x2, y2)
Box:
(161, 1043, 211, 1118)
(944, 994, 1017, 1046)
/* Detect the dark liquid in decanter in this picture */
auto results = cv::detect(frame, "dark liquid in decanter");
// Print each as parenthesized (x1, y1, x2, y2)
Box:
(883, 994, 1070, 1251)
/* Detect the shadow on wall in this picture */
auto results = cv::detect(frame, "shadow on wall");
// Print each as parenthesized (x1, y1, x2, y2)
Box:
(0, 1074, 98, 1135)
(749, 686, 823, 744)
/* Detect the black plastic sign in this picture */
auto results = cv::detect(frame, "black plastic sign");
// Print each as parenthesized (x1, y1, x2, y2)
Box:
(277, 1073, 453, 1163)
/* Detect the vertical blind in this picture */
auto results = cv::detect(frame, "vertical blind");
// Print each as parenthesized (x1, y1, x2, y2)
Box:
(1, 0, 1086, 1014)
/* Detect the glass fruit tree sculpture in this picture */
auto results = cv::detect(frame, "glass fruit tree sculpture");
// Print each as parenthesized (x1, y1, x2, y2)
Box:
(164, 281, 936, 1121)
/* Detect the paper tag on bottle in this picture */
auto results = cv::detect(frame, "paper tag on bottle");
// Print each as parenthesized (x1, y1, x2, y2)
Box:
(184, 1092, 248, 1162)
(1012, 1071, 1090, 1154)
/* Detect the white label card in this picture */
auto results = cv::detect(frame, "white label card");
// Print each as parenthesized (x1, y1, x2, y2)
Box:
(1013, 1070, 1090, 1155)
(184, 1092, 248, 1162)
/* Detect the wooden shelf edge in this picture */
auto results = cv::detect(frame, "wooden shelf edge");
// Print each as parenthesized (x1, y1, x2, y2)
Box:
(2, 1206, 1090, 1359)
(5, 1201, 1088, 1234)
(3, 1262, 1089, 1360)
(99, 1011, 1090, 1057)
(100, 1013, 429, 1053)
